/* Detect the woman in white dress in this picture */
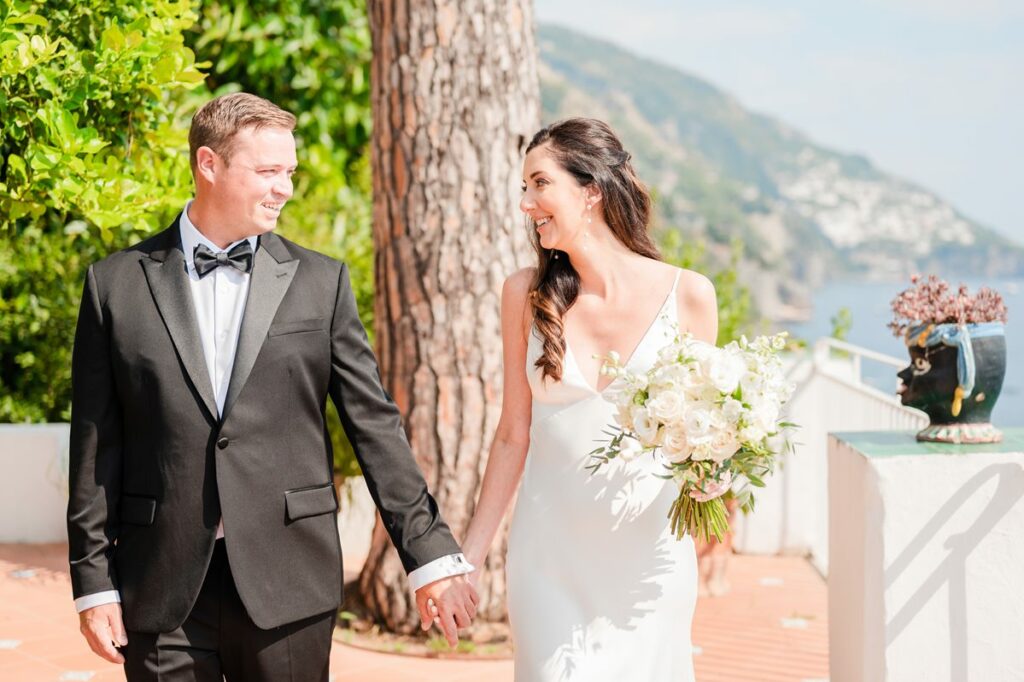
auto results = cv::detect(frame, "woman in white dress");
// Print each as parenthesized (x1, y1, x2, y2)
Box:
(460, 118, 719, 681)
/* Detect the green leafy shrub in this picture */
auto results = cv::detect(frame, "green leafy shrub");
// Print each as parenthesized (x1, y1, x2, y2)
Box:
(0, 0, 206, 421)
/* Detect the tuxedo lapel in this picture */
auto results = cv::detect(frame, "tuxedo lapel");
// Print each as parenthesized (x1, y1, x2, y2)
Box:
(140, 220, 219, 421)
(222, 232, 298, 421)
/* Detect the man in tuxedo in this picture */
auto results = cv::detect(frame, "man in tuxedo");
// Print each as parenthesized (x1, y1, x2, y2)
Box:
(68, 92, 477, 680)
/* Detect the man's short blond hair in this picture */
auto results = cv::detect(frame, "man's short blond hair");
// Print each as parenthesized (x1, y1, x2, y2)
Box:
(189, 93, 296, 173)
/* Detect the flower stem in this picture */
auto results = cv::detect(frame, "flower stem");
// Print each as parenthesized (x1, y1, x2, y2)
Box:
(669, 490, 729, 543)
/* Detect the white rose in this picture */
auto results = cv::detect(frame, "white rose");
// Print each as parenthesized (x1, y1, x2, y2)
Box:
(682, 367, 708, 393)
(683, 403, 715, 445)
(721, 397, 744, 424)
(647, 389, 685, 423)
(661, 427, 690, 463)
(770, 377, 795, 402)
(629, 403, 651, 426)
(751, 402, 780, 432)
(658, 344, 681, 364)
(707, 350, 746, 394)
(651, 365, 682, 390)
(698, 382, 724, 404)
(687, 339, 717, 364)
(689, 444, 714, 461)
(708, 429, 741, 463)
(740, 371, 765, 397)
(634, 412, 661, 445)
(740, 422, 767, 443)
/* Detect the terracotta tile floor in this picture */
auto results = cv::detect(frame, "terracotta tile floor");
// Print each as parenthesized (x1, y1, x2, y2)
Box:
(0, 544, 828, 681)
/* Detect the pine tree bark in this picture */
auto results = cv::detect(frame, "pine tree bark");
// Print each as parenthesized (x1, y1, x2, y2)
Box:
(358, 0, 539, 632)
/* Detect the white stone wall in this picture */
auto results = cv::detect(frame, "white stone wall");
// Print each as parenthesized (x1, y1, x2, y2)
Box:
(0, 424, 71, 543)
(829, 434, 1024, 682)
(0, 424, 378, 557)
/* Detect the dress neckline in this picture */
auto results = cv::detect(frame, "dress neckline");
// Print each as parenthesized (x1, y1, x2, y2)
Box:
(563, 268, 681, 395)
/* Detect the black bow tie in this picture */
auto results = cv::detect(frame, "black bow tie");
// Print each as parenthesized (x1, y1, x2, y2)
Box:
(193, 241, 254, 278)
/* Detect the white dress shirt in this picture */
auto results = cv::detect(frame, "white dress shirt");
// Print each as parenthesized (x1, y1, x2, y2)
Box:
(75, 203, 470, 612)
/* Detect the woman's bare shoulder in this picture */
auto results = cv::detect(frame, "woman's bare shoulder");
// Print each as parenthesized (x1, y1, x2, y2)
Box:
(675, 267, 716, 306)
(503, 266, 537, 297)
(503, 267, 537, 337)
(672, 267, 718, 342)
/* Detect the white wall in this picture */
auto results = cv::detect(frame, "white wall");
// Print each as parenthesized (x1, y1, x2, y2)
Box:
(0, 424, 71, 543)
(829, 434, 1024, 682)
(0, 424, 378, 557)
(336, 475, 375, 564)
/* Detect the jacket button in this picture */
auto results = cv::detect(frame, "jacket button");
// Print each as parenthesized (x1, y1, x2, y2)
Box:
(217, 437, 229, 449)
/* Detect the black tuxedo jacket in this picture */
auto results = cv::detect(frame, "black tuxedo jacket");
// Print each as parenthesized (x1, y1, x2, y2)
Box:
(67, 216, 458, 632)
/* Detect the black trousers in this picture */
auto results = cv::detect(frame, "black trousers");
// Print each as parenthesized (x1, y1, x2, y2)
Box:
(122, 541, 335, 681)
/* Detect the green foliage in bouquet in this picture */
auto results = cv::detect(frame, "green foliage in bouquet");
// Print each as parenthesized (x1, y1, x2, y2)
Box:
(586, 332, 797, 543)
(667, 429, 796, 543)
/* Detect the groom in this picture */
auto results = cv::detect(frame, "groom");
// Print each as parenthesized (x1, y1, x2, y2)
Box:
(67, 92, 477, 680)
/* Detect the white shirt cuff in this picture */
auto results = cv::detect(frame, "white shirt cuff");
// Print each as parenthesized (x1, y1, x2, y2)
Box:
(407, 553, 474, 592)
(75, 590, 122, 612)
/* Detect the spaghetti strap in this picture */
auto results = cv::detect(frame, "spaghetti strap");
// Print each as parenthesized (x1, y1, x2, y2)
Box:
(665, 268, 682, 325)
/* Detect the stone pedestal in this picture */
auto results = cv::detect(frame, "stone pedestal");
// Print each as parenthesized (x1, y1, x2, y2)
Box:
(828, 429, 1024, 682)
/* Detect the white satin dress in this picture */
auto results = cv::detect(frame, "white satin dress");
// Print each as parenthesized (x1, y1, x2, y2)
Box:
(507, 270, 697, 682)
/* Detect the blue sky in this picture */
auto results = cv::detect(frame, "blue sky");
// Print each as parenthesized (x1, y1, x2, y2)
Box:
(535, 0, 1023, 244)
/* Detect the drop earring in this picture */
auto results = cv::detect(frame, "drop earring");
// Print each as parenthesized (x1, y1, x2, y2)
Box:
(584, 202, 592, 251)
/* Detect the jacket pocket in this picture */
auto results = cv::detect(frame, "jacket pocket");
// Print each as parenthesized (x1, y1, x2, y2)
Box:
(268, 318, 325, 337)
(284, 483, 338, 521)
(120, 495, 157, 526)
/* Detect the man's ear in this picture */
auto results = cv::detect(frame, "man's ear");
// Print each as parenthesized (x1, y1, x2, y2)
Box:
(194, 146, 219, 184)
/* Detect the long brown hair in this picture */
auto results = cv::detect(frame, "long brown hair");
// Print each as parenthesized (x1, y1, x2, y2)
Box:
(526, 118, 661, 383)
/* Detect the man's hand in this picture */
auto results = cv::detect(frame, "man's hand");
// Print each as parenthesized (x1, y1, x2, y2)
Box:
(78, 603, 127, 664)
(414, 575, 479, 647)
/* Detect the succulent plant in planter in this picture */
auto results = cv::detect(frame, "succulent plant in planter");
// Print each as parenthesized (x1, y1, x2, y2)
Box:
(890, 275, 1008, 444)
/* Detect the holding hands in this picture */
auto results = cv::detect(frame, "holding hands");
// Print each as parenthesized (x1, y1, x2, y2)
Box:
(414, 575, 479, 647)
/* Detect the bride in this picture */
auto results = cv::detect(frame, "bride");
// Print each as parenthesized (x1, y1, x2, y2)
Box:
(460, 118, 719, 681)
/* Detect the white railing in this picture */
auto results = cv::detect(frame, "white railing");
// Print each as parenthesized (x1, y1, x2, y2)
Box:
(813, 336, 907, 382)
(732, 337, 928, 575)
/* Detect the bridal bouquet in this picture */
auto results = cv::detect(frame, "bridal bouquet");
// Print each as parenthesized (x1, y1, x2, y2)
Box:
(587, 330, 796, 543)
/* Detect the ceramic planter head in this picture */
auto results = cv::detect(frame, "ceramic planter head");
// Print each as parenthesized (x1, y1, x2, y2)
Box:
(897, 322, 1006, 443)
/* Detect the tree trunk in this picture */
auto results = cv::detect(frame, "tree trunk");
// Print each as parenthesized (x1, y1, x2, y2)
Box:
(358, 0, 539, 632)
